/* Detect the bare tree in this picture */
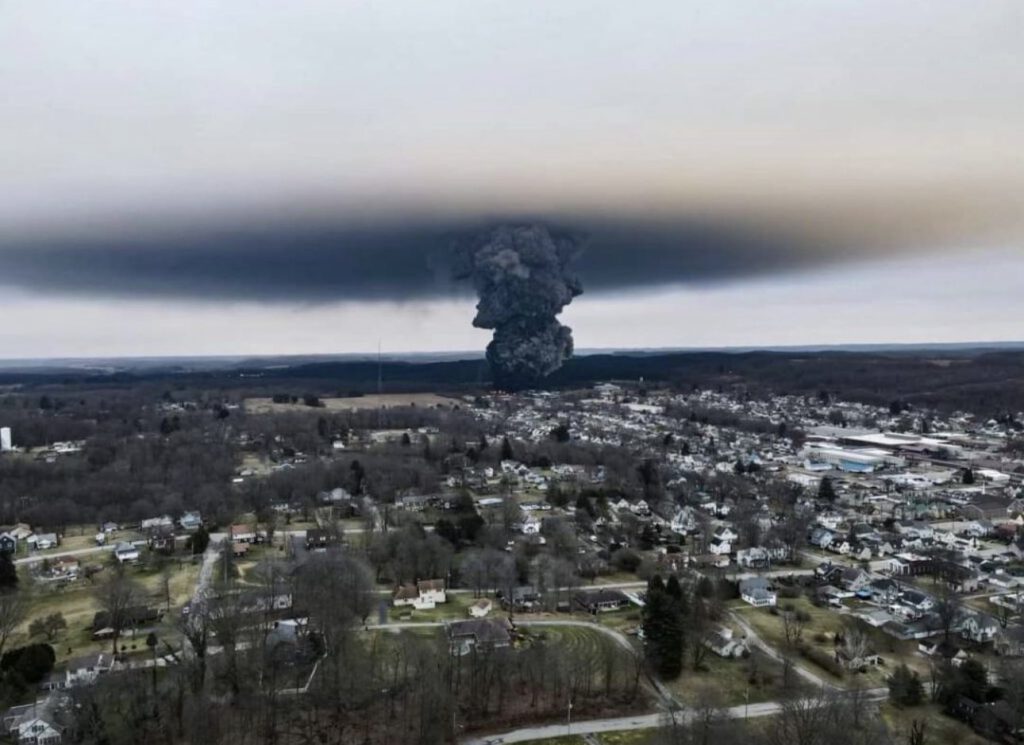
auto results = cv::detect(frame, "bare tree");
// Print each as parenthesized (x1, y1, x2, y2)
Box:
(0, 591, 28, 657)
(933, 584, 961, 643)
(781, 608, 808, 647)
(98, 569, 142, 656)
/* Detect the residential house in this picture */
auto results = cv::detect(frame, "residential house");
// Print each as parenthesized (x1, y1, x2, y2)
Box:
(501, 586, 542, 612)
(739, 577, 777, 608)
(140, 515, 173, 531)
(49, 559, 79, 580)
(64, 652, 113, 687)
(2, 696, 63, 745)
(91, 607, 163, 640)
(810, 528, 835, 550)
(446, 618, 513, 655)
(393, 579, 447, 610)
(304, 528, 339, 551)
(113, 542, 140, 564)
(147, 527, 176, 554)
(838, 567, 872, 593)
(736, 547, 772, 569)
(900, 589, 935, 614)
(416, 579, 446, 606)
(918, 639, 968, 665)
(229, 525, 257, 544)
(712, 526, 738, 543)
(16, 716, 62, 745)
(866, 578, 902, 605)
(708, 535, 732, 556)
(31, 534, 58, 551)
(0, 533, 17, 554)
(704, 627, 748, 658)
(178, 511, 202, 532)
(520, 516, 542, 535)
(468, 599, 493, 618)
(575, 589, 630, 613)
(960, 613, 1000, 645)
(669, 507, 697, 534)
(994, 626, 1024, 657)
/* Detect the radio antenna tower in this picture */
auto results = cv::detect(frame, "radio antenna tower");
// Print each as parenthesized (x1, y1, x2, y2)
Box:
(377, 340, 384, 430)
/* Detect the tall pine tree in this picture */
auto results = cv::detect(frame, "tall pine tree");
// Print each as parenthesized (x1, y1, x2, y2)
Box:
(642, 575, 685, 679)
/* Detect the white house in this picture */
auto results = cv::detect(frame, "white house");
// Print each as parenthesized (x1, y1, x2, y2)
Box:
(739, 578, 777, 608)
(140, 515, 173, 531)
(670, 507, 697, 534)
(394, 579, 447, 610)
(30, 534, 58, 551)
(709, 537, 732, 556)
(468, 599, 493, 618)
(65, 652, 113, 687)
(520, 516, 542, 535)
(960, 613, 999, 644)
(113, 542, 140, 564)
(16, 716, 61, 745)
(704, 627, 748, 658)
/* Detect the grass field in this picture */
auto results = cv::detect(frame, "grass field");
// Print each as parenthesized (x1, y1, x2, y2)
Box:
(881, 702, 991, 745)
(15, 555, 201, 665)
(387, 594, 478, 622)
(599, 730, 658, 744)
(245, 393, 462, 414)
(736, 596, 937, 689)
(664, 647, 811, 707)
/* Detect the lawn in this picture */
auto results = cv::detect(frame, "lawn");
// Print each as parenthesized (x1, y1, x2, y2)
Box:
(881, 702, 991, 745)
(387, 594, 478, 622)
(15, 555, 202, 665)
(664, 648, 811, 707)
(734, 596, 899, 687)
(599, 730, 658, 744)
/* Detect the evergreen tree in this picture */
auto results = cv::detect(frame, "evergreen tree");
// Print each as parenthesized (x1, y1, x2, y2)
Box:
(500, 436, 514, 461)
(643, 575, 685, 679)
(888, 664, 924, 706)
(0, 553, 17, 592)
(190, 525, 210, 555)
(818, 476, 836, 502)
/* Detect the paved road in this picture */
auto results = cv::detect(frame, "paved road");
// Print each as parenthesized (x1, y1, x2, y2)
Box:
(460, 690, 889, 744)
(14, 544, 115, 565)
(192, 538, 224, 605)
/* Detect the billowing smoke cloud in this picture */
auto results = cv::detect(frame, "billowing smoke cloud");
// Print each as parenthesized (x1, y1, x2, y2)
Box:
(455, 225, 582, 390)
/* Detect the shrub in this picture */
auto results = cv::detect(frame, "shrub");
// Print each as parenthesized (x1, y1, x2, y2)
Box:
(0, 644, 56, 685)
(798, 644, 844, 678)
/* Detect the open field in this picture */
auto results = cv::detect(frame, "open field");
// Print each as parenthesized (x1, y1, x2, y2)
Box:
(735, 597, 899, 687)
(598, 731, 657, 745)
(665, 647, 812, 707)
(15, 556, 201, 664)
(881, 702, 991, 745)
(245, 393, 463, 414)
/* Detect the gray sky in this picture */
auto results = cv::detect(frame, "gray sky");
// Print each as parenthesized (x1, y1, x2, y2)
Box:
(1, 1, 1022, 357)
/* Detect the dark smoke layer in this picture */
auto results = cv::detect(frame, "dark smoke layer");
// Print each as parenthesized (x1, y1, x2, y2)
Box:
(455, 225, 583, 390)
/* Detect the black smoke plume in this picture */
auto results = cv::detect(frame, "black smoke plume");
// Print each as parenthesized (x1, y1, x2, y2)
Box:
(455, 225, 583, 390)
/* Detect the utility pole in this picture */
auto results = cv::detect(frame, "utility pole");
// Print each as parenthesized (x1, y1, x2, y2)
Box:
(566, 695, 573, 735)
